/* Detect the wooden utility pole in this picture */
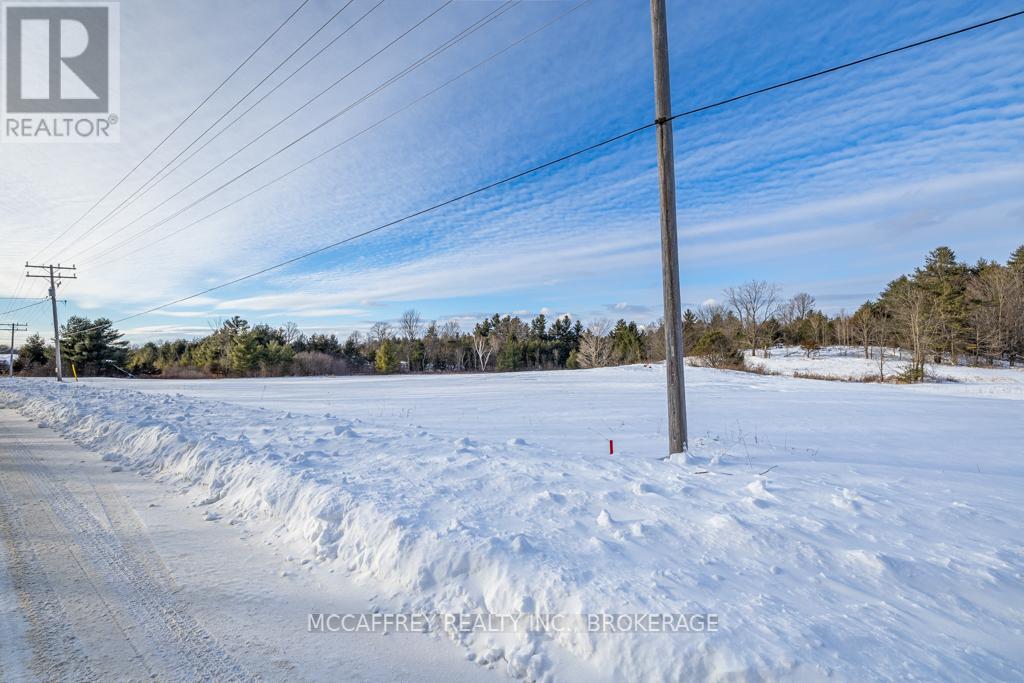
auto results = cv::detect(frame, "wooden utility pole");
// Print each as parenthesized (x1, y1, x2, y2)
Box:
(3, 323, 28, 378)
(650, 0, 688, 454)
(25, 263, 76, 382)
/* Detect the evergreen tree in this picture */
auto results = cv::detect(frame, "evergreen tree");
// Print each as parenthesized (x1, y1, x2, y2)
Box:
(375, 338, 399, 374)
(682, 309, 698, 331)
(222, 316, 249, 337)
(307, 333, 341, 356)
(549, 315, 574, 366)
(915, 246, 968, 363)
(342, 333, 366, 367)
(1009, 244, 1024, 272)
(229, 332, 259, 375)
(18, 333, 49, 369)
(60, 316, 129, 376)
(497, 336, 524, 371)
(259, 341, 295, 373)
(127, 342, 160, 375)
(529, 314, 548, 340)
(611, 319, 644, 363)
(527, 314, 549, 367)
(691, 328, 741, 368)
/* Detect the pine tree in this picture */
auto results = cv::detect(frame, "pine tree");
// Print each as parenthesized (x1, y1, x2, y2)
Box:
(496, 337, 524, 371)
(127, 342, 160, 375)
(682, 309, 697, 330)
(60, 316, 129, 375)
(611, 319, 644, 363)
(527, 314, 549, 368)
(375, 338, 399, 374)
(342, 333, 366, 367)
(691, 328, 740, 368)
(18, 333, 49, 369)
(223, 316, 249, 337)
(229, 332, 259, 376)
(1009, 244, 1024, 272)
(259, 341, 294, 373)
(915, 246, 968, 363)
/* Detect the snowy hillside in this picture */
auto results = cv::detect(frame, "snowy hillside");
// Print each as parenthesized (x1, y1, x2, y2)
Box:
(2, 365, 1022, 681)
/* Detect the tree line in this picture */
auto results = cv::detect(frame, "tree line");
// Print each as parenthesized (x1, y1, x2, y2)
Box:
(9, 244, 1022, 381)
(686, 245, 1024, 381)
(10, 310, 667, 378)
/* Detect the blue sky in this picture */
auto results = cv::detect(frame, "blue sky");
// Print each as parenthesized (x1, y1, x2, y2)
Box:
(1, 0, 1022, 344)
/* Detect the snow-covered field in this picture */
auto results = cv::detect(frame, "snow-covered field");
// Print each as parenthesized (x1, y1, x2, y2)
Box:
(745, 346, 1024, 400)
(2, 364, 1023, 681)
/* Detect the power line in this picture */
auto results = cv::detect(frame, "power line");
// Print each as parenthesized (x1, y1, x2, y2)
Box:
(0, 275, 54, 318)
(66, 8, 1024, 335)
(0, 297, 50, 317)
(56, 0, 365, 257)
(31, 0, 311, 262)
(0, 273, 32, 318)
(89, 4, 1022, 271)
(21, 292, 57, 336)
(81, 121, 668, 332)
(88, 0, 584, 266)
(118, 0, 502, 233)
(664, 8, 1024, 124)
(76, 0, 517, 264)
(71, 0, 459, 262)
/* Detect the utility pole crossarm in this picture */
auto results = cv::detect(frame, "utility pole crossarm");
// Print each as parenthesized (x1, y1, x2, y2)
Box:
(650, 0, 689, 455)
(3, 323, 29, 379)
(25, 263, 77, 382)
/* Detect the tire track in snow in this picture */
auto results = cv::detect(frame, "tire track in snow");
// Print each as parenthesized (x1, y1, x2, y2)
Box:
(0, 455, 96, 680)
(0, 420, 251, 681)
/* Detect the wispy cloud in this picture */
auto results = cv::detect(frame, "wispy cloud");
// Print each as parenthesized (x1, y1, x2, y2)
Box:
(1, 0, 1021, 339)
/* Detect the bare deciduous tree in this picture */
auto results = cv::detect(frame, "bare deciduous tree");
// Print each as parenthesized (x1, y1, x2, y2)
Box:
(790, 292, 816, 320)
(780, 292, 815, 331)
(440, 320, 461, 338)
(967, 264, 1015, 365)
(725, 280, 780, 357)
(575, 320, 612, 369)
(400, 309, 421, 343)
(834, 309, 851, 353)
(472, 333, 496, 371)
(696, 302, 726, 326)
(1008, 268, 1024, 365)
(399, 309, 422, 370)
(280, 321, 301, 345)
(369, 322, 392, 346)
(889, 280, 935, 381)
(644, 320, 666, 362)
(851, 304, 874, 359)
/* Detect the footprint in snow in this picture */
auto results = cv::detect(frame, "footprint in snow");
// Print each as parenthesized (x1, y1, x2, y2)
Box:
(538, 491, 566, 505)
(453, 437, 477, 452)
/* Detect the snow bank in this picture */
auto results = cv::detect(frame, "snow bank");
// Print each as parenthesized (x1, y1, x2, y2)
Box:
(2, 374, 1022, 681)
